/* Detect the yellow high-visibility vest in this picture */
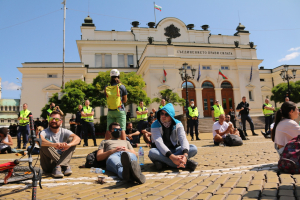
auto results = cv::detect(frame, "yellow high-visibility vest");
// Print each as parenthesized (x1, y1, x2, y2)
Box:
(19, 109, 31, 125)
(188, 107, 198, 118)
(263, 103, 274, 116)
(212, 105, 224, 118)
(81, 106, 94, 121)
(137, 106, 147, 120)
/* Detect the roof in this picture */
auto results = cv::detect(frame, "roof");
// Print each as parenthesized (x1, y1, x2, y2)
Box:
(0, 114, 18, 119)
(0, 99, 20, 106)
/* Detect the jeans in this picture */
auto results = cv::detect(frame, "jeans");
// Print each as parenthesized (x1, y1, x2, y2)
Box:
(241, 115, 255, 133)
(126, 136, 139, 144)
(83, 121, 96, 145)
(17, 125, 30, 147)
(27, 146, 40, 155)
(265, 115, 273, 133)
(106, 151, 137, 179)
(76, 125, 82, 139)
(148, 144, 198, 168)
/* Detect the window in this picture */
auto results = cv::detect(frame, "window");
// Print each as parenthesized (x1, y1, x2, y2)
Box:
(118, 54, 125, 67)
(0, 120, 4, 123)
(249, 91, 254, 101)
(182, 82, 194, 89)
(105, 54, 112, 67)
(223, 98, 227, 109)
(47, 74, 57, 78)
(17, 107, 19, 111)
(260, 79, 265, 82)
(221, 66, 229, 70)
(128, 55, 134, 67)
(203, 99, 208, 110)
(13, 106, 16, 111)
(221, 81, 233, 88)
(5, 106, 7, 111)
(0, 106, 2, 111)
(15, 120, 18, 123)
(9, 106, 11, 111)
(8, 120, 11, 123)
(95, 54, 102, 67)
(202, 66, 211, 70)
(202, 81, 214, 88)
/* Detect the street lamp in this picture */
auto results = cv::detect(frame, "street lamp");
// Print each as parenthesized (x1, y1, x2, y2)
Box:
(178, 62, 196, 111)
(280, 65, 297, 99)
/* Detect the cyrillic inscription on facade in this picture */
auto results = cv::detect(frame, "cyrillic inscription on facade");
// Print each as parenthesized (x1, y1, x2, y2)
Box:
(177, 50, 233, 55)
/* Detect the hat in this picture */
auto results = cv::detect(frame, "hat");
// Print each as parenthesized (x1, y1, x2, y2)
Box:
(110, 69, 120, 77)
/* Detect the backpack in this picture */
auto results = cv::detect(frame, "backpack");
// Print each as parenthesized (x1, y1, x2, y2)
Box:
(105, 83, 122, 110)
(85, 150, 106, 168)
(224, 134, 243, 146)
(278, 135, 300, 174)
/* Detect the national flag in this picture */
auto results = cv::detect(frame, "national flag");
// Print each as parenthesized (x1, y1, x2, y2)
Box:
(197, 65, 201, 82)
(163, 67, 167, 83)
(218, 69, 228, 79)
(155, 4, 162, 11)
(250, 66, 253, 82)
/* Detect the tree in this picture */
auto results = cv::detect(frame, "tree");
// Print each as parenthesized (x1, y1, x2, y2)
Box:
(271, 80, 300, 104)
(152, 89, 186, 106)
(92, 71, 151, 106)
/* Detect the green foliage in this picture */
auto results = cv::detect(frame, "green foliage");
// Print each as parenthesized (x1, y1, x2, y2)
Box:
(152, 89, 186, 106)
(271, 80, 300, 104)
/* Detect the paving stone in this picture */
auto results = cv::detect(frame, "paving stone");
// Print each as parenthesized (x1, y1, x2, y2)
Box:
(167, 183, 184, 190)
(261, 189, 277, 197)
(199, 180, 213, 187)
(214, 187, 231, 195)
(189, 186, 207, 194)
(264, 182, 278, 189)
(128, 196, 143, 200)
(202, 184, 221, 194)
(260, 197, 277, 200)
(181, 183, 197, 190)
(222, 181, 237, 188)
(153, 189, 174, 197)
(209, 195, 226, 200)
(214, 177, 230, 185)
(250, 179, 264, 185)
(226, 195, 242, 200)
(178, 191, 198, 199)
(169, 189, 187, 196)
(267, 178, 279, 183)
(144, 196, 162, 200)
(279, 197, 295, 200)
(229, 188, 246, 196)
(278, 190, 294, 196)
(248, 184, 263, 191)
(194, 193, 212, 200)
(279, 183, 294, 190)
(160, 195, 178, 200)
(243, 190, 261, 198)
(235, 181, 250, 188)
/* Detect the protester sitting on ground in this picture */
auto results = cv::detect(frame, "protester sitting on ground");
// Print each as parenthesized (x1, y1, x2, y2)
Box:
(39, 111, 80, 178)
(148, 112, 155, 123)
(27, 126, 44, 155)
(97, 122, 145, 184)
(148, 103, 198, 171)
(225, 115, 240, 136)
(0, 128, 13, 154)
(272, 101, 300, 154)
(125, 122, 139, 147)
(141, 117, 156, 147)
(213, 114, 237, 145)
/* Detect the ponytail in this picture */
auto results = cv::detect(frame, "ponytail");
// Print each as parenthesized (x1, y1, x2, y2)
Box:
(110, 76, 121, 85)
(271, 101, 297, 142)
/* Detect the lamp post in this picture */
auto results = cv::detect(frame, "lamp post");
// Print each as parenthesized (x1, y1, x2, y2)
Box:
(279, 65, 297, 98)
(179, 63, 196, 111)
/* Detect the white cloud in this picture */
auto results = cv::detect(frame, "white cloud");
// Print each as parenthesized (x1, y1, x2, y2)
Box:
(289, 47, 300, 51)
(278, 52, 300, 62)
(2, 81, 20, 90)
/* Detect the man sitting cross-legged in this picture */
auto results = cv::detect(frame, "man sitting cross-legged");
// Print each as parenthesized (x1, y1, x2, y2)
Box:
(39, 111, 80, 178)
(96, 122, 145, 184)
(125, 122, 140, 147)
(148, 103, 198, 171)
(213, 114, 240, 145)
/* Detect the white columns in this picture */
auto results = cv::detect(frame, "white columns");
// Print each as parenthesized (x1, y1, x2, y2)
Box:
(233, 88, 241, 110)
(195, 88, 204, 118)
(215, 88, 222, 102)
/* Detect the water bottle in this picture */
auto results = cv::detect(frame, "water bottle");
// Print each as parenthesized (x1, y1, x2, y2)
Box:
(138, 147, 144, 165)
(90, 167, 105, 174)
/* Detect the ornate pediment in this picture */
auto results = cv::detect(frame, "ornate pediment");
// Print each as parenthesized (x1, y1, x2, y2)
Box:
(42, 84, 61, 92)
(245, 84, 255, 89)
(164, 24, 181, 39)
(157, 84, 170, 90)
(261, 85, 272, 91)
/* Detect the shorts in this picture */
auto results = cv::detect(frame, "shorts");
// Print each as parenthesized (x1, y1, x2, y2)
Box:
(107, 110, 126, 131)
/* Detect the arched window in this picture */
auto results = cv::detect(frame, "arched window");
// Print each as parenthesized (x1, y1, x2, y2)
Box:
(202, 81, 214, 88)
(0, 106, 2, 111)
(9, 106, 11, 111)
(221, 81, 233, 88)
(5, 106, 7, 111)
(182, 81, 195, 89)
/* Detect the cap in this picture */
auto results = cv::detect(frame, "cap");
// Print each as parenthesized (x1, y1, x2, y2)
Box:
(110, 69, 120, 77)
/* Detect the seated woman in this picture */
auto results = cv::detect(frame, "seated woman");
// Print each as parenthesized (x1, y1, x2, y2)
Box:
(27, 126, 44, 155)
(0, 128, 13, 154)
(272, 101, 300, 155)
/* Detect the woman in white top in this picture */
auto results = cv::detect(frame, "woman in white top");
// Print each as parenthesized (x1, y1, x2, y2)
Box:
(272, 101, 300, 154)
(0, 128, 13, 154)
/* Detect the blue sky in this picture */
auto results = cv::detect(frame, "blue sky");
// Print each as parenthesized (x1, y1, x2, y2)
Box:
(0, 0, 299, 99)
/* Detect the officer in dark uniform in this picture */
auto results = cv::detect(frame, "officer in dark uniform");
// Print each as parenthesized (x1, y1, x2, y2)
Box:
(75, 105, 83, 145)
(186, 100, 200, 141)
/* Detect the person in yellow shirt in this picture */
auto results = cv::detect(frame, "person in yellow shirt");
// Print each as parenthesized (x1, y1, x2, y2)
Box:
(136, 101, 148, 142)
(17, 103, 32, 149)
(81, 100, 97, 147)
(262, 98, 275, 137)
(187, 101, 200, 141)
(211, 100, 225, 122)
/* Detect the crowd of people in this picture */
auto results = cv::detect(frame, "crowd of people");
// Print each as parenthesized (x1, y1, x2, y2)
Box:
(1, 69, 299, 183)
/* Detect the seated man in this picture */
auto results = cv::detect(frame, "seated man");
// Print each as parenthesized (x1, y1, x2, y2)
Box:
(125, 122, 140, 147)
(225, 115, 248, 140)
(148, 103, 198, 171)
(213, 114, 239, 145)
(39, 111, 80, 178)
(141, 117, 156, 147)
(97, 122, 145, 184)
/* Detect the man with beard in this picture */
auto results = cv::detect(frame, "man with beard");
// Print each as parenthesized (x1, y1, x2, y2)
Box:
(39, 111, 80, 178)
(148, 103, 198, 171)
(125, 122, 139, 147)
(17, 103, 32, 149)
(47, 102, 64, 122)
(96, 122, 145, 184)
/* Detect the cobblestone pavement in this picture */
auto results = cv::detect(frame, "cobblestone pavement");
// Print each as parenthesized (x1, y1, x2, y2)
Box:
(0, 129, 293, 200)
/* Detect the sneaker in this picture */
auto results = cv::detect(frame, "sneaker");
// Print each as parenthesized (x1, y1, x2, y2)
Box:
(22, 146, 26, 149)
(252, 132, 259, 136)
(153, 161, 164, 170)
(83, 144, 88, 147)
(15, 146, 20, 149)
(191, 138, 194, 141)
(130, 160, 145, 184)
(132, 143, 138, 148)
(196, 138, 201, 141)
(186, 159, 198, 171)
(63, 166, 72, 176)
(52, 166, 64, 178)
(121, 152, 131, 181)
(121, 152, 145, 184)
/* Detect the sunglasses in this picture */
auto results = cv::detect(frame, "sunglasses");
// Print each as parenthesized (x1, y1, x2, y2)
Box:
(114, 128, 122, 132)
(49, 117, 61, 122)
(160, 112, 170, 117)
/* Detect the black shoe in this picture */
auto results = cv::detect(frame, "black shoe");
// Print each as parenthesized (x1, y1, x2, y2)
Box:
(15, 146, 21, 149)
(153, 161, 165, 170)
(83, 144, 88, 147)
(242, 137, 250, 140)
(196, 138, 201, 140)
(244, 132, 248, 136)
(94, 144, 97, 147)
(121, 152, 131, 181)
(252, 132, 259, 136)
(130, 160, 145, 184)
(121, 152, 145, 184)
(186, 159, 198, 171)
(191, 138, 194, 141)
(132, 143, 138, 148)
(22, 146, 26, 149)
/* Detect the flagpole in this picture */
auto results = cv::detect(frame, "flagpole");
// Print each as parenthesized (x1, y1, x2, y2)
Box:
(154, 2, 156, 25)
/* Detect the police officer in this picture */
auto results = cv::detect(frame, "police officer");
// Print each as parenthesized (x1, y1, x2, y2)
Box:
(187, 100, 200, 141)
(81, 100, 97, 147)
(262, 98, 275, 135)
(136, 101, 148, 138)
(211, 100, 225, 122)
(17, 103, 32, 149)
(75, 105, 83, 145)
(47, 102, 64, 122)
(158, 99, 166, 110)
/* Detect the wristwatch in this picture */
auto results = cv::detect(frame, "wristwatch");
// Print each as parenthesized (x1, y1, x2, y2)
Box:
(184, 154, 188, 160)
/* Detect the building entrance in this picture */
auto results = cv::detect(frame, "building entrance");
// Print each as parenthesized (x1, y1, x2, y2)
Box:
(221, 81, 234, 114)
(182, 81, 196, 114)
(202, 81, 215, 117)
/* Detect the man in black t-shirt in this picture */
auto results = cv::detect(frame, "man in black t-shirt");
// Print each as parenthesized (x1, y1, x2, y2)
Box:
(69, 115, 76, 133)
(42, 118, 48, 129)
(228, 107, 236, 128)
(125, 122, 139, 147)
(75, 105, 83, 145)
(236, 96, 258, 136)
(34, 118, 42, 130)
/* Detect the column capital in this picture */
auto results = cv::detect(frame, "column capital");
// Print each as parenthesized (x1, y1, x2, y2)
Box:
(214, 87, 222, 91)
(194, 87, 203, 91)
